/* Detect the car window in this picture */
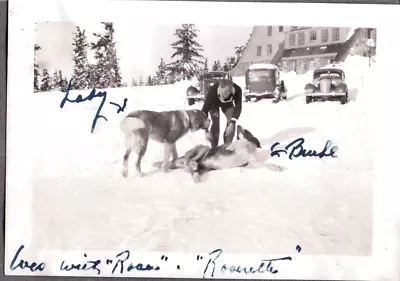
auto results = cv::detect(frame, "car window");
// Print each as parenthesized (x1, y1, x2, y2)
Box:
(249, 70, 273, 78)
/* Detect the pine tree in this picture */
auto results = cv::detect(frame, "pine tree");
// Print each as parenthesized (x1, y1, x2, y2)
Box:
(87, 64, 97, 89)
(50, 70, 59, 91)
(72, 26, 90, 90)
(131, 77, 138, 86)
(152, 76, 157, 86)
(57, 70, 65, 90)
(60, 76, 68, 92)
(155, 58, 168, 85)
(170, 24, 204, 81)
(203, 57, 209, 73)
(139, 76, 144, 86)
(34, 44, 42, 93)
(91, 22, 123, 89)
(223, 57, 236, 72)
(40, 69, 51, 92)
(212, 60, 221, 71)
(146, 75, 153, 86)
(234, 45, 245, 62)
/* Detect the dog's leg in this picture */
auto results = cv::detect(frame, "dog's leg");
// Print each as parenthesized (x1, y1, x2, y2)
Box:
(122, 148, 132, 177)
(171, 143, 179, 160)
(161, 142, 173, 172)
(122, 133, 135, 177)
(134, 132, 149, 177)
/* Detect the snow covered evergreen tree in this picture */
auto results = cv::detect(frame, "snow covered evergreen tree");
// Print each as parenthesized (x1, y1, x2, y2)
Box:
(40, 69, 51, 92)
(170, 24, 204, 80)
(139, 76, 144, 86)
(51, 70, 60, 91)
(131, 77, 138, 86)
(57, 70, 66, 90)
(72, 26, 90, 90)
(34, 44, 41, 93)
(234, 45, 245, 62)
(146, 75, 153, 86)
(203, 57, 209, 73)
(91, 22, 123, 89)
(212, 60, 221, 71)
(60, 76, 69, 92)
(87, 64, 97, 89)
(152, 76, 157, 86)
(155, 58, 168, 85)
(350, 28, 377, 57)
(223, 57, 236, 72)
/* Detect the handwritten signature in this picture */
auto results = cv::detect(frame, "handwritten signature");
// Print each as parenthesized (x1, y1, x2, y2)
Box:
(60, 79, 128, 133)
(270, 137, 338, 160)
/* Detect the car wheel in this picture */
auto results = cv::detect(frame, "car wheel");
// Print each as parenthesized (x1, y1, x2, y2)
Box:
(340, 93, 347, 105)
(188, 98, 195, 106)
(306, 96, 312, 104)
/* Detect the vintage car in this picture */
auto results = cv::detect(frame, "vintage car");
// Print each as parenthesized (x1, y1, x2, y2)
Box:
(304, 63, 348, 104)
(243, 63, 287, 102)
(186, 71, 232, 106)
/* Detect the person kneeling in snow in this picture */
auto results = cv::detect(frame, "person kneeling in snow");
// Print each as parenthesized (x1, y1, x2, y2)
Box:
(201, 79, 243, 148)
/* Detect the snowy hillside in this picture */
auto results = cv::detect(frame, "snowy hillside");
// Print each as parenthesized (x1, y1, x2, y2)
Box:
(30, 55, 374, 257)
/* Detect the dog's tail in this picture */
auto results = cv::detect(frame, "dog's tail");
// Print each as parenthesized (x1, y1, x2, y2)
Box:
(119, 116, 146, 135)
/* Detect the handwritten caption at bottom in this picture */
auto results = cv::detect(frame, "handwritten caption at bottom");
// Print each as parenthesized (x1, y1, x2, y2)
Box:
(9, 244, 302, 278)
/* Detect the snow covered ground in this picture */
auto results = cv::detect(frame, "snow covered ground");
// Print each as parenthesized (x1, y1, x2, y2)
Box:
(30, 55, 374, 256)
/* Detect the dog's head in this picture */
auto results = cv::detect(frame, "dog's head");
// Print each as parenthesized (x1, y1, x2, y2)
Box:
(187, 109, 211, 132)
(236, 125, 262, 149)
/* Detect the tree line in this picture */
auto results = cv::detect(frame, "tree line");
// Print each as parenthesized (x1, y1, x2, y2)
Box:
(139, 24, 246, 87)
(33, 23, 248, 92)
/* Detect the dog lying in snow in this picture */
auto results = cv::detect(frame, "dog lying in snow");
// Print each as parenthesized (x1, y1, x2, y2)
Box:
(153, 125, 262, 182)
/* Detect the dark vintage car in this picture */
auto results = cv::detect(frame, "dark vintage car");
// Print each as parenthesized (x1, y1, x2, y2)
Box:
(243, 63, 287, 102)
(304, 63, 348, 104)
(186, 71, 232, 106)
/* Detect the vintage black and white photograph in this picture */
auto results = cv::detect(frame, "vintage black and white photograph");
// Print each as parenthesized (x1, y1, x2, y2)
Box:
(6, 1, 390, 280)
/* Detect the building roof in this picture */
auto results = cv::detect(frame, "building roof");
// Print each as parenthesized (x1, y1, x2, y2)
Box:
(249, 63, 278, 70)
(281, 43, 344, 59)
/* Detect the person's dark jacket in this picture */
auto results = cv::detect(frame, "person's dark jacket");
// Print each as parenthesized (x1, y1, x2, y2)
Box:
(201, 82, 242, 122)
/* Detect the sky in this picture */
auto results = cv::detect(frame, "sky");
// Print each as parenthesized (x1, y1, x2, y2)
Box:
(35, 21, 253, 84)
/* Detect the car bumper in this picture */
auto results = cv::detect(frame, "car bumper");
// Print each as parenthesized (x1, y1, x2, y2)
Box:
(244, 91, 278, 98)
(305, 92, 346, 97)
(187, 94, 205, 100)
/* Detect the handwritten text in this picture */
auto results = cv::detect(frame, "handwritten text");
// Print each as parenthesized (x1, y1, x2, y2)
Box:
(9, 245, 45, 273)
(60, 79, 128, 133)
(270, 137, 338, 160)
(203, 249, 293, 278)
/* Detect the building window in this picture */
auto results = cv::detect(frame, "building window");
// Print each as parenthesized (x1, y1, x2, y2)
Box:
(321, 29, 329, 43)
(267, 44, 272, 56)
(257, 45, 262, 56)
(310, 31, 317, 42)
(298, 32, 305, 46)
(279, 26, 283, 32)
(267, 26, 272, 36)
(289, 34, 296, 48)
(332, 28, 340, 41)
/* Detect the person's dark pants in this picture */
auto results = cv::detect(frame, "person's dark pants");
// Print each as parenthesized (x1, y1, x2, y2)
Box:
(208, 106, 236, 148)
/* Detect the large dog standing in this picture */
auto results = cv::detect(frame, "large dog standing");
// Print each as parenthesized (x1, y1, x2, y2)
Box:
(119, 109, 211, 177)
(156, 125, 262, 182)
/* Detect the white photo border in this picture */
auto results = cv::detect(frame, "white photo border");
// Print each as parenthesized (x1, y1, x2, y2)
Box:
(5, 0, 400, 280)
